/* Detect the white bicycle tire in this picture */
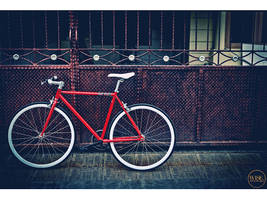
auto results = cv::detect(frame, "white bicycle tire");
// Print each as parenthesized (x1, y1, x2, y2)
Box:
(109, 104, 175, 171)
(8, 103, 75, 168)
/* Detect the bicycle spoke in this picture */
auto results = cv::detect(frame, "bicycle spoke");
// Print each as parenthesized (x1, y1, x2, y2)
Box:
(145, 130, 171, 139)
(43, 139, 53, 162)
(114, 129, 130, 136)
(116, 123, 134, 136)
(9, 104, 74, 168)
(46, 116, 67, 133)
(46, 125, 70, 136)
(46, 131, 71, 134)
(145, 142, 162, 155)
(30, 109, 38, 131)
(12, 136, 33, 141)
(140, 142, 145, 165)
(13, 131, 36, 137)
(15, 136, 36, 146)
(41, 141, 45, 158)
(46, 139, 58, 154)
(17, 138, 36, 153)
(116, 142, 138, 153)
(45, 134, 71, 141)
(142, 142, 149, 164)
(147, 111, 158, 130)
(146, 136, 171, 143)
(140, 109, 144, 133)
(45, 112, 60, 132)
(144, 138, 168, 152)
(145, 124, 168, 136)
(145, 117, 164, 134)
(120, 142, 140, 158)
(45, 129, 70, 138)
(38, 107, 42, 127)
(17, 118, 36, 130)
(42, 137, 66, 154)
(23, 111, 38, 132)
(135, 140, 141, 155)
(43, 137, 58, 153)
(24, 141, 39, 159)
(14, 124, 38, 133)
(43, 138, 64, 155)
(145, 140, 165, 155)
(43, 107, 48, 128)
(134, 110, 139, 131)
(144, 110, 151, 134)
(30, 141, 41, 161)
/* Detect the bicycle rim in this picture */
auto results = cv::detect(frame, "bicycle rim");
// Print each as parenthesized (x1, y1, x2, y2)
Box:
(109, 104, 175, 170)
(8, 103, 75, 168)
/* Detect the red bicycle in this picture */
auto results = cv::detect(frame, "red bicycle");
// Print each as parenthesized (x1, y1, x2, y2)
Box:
(8, 72, 175, 170)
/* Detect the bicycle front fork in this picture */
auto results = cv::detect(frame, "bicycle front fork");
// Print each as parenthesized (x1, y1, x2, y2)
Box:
(39, 91, 61, 137)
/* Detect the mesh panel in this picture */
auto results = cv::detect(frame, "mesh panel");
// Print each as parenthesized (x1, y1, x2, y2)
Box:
(0, 73, 6, 149)
(141, 69, 199, 142)
(202, 69, 256, 141)
(1, 66, 266, 147)
(255, 68, 267, 141)
(0, 68, 72, 144)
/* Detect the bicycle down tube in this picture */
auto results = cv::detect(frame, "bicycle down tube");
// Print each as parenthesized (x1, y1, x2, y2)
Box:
(40, 88, 143, 143)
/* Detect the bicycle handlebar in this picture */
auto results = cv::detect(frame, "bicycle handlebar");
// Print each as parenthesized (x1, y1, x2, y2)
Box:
(41, 76, 64, 89)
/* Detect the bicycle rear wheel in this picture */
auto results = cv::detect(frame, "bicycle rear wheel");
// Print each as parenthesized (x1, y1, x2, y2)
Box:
(8, 103, 75, 168)
(109, 104, 175, 170)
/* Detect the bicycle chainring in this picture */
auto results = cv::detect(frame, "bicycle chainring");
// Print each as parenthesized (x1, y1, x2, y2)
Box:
(90, 130, 108, 151)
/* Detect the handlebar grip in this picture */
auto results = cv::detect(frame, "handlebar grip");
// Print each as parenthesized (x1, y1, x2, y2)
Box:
(41, 76, 64, 89)
(41, 76, 57, 85)
(48, 79, 65, 89)
(41, 79, 48, 85)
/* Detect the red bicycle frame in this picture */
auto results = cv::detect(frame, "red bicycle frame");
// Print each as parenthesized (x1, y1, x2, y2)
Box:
(40, 88, 143, 143)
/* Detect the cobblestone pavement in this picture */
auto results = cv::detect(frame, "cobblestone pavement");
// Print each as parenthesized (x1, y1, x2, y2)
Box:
(1, 149, 267, 189)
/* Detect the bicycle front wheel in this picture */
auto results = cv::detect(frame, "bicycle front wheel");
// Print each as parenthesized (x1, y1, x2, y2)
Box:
(8, 103, 75, 168)
(109, 104, 175, 171)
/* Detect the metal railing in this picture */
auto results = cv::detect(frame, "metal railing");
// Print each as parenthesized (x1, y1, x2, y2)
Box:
(1, 11, 267, 147)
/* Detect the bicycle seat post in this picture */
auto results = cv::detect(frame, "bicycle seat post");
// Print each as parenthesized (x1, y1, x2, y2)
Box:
(114, 79, 124, 93)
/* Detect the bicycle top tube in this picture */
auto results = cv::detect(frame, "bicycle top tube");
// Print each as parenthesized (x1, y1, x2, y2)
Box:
(61, 91, 115, 96)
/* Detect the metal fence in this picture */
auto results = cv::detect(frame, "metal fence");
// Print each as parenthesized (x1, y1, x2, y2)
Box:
(1, 11, 267, 147)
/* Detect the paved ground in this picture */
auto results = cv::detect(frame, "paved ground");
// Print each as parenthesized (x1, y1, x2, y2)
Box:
(1, 148, 267, 189)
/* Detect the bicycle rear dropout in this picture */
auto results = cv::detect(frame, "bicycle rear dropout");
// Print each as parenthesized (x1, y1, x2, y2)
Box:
(8, 72, 175, 170)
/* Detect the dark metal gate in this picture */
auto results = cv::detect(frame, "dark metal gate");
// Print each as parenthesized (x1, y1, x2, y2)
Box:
(1, 11, 267, 148)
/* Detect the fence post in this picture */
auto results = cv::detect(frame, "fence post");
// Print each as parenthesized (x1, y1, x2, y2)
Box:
(196, 68, 204, 143)
(69, 11, 80, 146)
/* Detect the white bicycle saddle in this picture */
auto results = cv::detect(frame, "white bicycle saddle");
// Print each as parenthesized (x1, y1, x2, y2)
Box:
(107, 72, 135, 79)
